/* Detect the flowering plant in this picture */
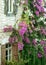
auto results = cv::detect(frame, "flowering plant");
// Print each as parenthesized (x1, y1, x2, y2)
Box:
(4, 0, 46, 65)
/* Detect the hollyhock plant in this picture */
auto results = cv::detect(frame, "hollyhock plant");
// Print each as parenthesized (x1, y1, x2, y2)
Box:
(37, 52, 42, 58)
(35, 4, 41, 12)
(41, 6, 44, 12)
(19, 27, 27, 36)
(3, 25, 13, 32)
(37, 0, 42, 5)
(19, 21, 27, 28)
(29, 30, 33, 33)
(37, 0, 42, 3)
(24, 37, 30, 44)
(35, 10, 39, 16)
(40, 40, 46, 45)
(33, 0, 44, 17)
(35, 3, 44, 13)
(9, 36, 16, 43)
(6, 0, 46, 64)
(40, 27, 46, 35)
(32, 39, 37, 45)
(3, 27, 8, 32)
(44, 46, 46, 55)
(18, 42, 24, 51)
(19, 22, 27, 36)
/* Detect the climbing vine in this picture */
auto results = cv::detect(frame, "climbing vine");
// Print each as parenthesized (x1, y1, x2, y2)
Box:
(4, 0, 46, 65)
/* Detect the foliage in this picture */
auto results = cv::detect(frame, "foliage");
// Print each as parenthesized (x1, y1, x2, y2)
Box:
(4, 0, 46, 65)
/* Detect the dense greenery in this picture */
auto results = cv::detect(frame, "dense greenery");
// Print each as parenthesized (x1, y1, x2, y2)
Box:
(4, 0, 46, 65)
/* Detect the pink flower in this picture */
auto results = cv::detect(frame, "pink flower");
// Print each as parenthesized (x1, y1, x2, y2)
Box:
(19, 27, 27, 36)
(19, 21, 27, 36)
(35, 3, 41, 12)
(35, 11, 39, 16)
(3, 27, 8, 32)
(25, 37, 30, 44)
(38, 52, 42, 58)
(32, 39, 37, 45)
(40, 27, 46, 35)
(29, 30, 33, 33)
(41, 7, 44, 12)
(18, 42, 24, 51)
(40, 40, 46, 45)
(37, 0, 42, 4)
(9, 36, 16, 43)
(8, 25, 13, 31)
(35, 3, 44, 12)
(3, 25, 13, 32)
(19, 21, 27, 28)
(44, 46, 46, 55)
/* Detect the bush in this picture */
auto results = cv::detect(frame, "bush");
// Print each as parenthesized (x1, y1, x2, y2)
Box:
(6, 61, 17, 65)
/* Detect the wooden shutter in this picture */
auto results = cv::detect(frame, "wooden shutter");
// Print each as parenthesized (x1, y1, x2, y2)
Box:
(13, 0, 18, 15)
(4, 0, 8, 15)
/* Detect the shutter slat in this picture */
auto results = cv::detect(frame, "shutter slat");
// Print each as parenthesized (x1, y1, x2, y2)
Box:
(13, 0, 18, 15)
(4, 0, 8, 15)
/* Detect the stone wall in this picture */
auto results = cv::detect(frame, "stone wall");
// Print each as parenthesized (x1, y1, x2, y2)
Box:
(12, 43, 18, 61)
(0, 45, 1, 65)
(1, 45, 6, 65)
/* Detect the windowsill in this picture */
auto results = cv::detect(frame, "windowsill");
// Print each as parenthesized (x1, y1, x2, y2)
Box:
(5, 13, 15, 17)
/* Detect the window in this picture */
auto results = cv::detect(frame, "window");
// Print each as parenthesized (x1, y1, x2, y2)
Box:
(6, 44, 12, 61)
(4, 0, 18, 16)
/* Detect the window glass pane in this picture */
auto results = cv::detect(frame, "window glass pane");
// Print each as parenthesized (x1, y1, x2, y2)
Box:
(6, 56, 8, 60)
(6, 44, 12, 61)
(6, 44, 8, 48)
(6, 50, 8, 55)
(6, 44, 11, 48)
(9, 55, 11, 60)
(9, 49, 11, 54)
(9, 44, 11, 47)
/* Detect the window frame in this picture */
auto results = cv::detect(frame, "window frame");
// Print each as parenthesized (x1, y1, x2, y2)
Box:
(4, 0, 19, 16)
(7, 0, 14, 14)
(6, 44, 12, 61)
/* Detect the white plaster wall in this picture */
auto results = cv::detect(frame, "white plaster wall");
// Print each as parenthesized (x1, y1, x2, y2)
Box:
(0, 0, 15, 29)
(0, 0, 23, 45)
(0, 45, 1, 65)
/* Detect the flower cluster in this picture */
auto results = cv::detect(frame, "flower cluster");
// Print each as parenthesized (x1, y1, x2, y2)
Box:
(44, 46, 46, 55)
(19, 21, 27, 37)
(18, 42, 24, 51)
(3, 25, 13, 32)
(37, 52, 42, 58)
(9, 36, 16, 43)
(40, 27, 46, 35)
(40, 40, 46, 45)
(33, 0, 44, 16)
(32, 39, 37, 45)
